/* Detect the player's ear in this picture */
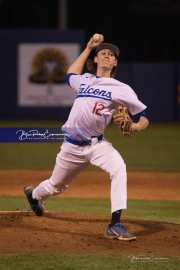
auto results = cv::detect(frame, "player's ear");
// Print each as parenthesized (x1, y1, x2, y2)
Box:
(94, 56, 98, 64)
(114, 58, 118, 67)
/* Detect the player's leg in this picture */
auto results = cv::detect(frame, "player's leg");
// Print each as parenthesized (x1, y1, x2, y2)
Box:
(89, 140, 136, 240)
(89, 140, 127, 212)
(33, 143, 87, 200)
(24, 142, 87, 214)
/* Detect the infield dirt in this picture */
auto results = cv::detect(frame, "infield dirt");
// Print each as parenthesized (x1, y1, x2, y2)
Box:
(0, 170, 180, 256)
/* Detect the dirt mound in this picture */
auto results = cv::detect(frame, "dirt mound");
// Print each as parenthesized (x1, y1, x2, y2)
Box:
(0, 211, 180, 256)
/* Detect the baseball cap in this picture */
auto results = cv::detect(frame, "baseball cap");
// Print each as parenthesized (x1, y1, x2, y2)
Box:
(95, 43, 120, 59)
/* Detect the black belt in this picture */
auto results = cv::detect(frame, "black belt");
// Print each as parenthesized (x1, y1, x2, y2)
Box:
(65, 135, 103, 146)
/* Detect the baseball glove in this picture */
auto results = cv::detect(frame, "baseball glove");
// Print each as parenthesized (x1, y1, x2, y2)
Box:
(113, 104, 133, 136)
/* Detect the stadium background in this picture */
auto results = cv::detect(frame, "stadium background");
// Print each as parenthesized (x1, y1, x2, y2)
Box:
(0, 1, 180, 270)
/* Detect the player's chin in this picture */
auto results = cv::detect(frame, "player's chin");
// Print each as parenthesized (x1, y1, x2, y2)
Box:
(101, 64, 113, 70)
(102, 62, 111, 67)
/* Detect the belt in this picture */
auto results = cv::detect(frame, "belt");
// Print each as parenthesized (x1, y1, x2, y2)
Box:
(65, 135, 103, 146)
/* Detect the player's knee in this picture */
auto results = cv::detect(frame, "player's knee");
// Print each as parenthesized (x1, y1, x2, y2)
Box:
(110, 160, 126, 178)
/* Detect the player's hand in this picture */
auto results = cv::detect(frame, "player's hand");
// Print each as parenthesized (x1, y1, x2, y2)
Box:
(87, 33, 104, 50)
(131, 117, 149, 132)
(131, 122, 140, 132)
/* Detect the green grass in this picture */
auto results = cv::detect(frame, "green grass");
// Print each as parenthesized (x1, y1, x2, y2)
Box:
(0, 254, 180, 270)
(0, 121, 180, 171)
(0, 143, 59, 170)
(105, 122, 180, 171)
(0, 196, 179, 224)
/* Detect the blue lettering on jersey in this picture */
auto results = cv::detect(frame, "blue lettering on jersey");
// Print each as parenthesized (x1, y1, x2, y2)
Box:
(77, 84, 112, 101)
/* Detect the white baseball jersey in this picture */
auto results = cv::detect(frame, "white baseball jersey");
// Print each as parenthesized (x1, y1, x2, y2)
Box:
(62, 73, 147, 141)
(33, 72, 147, 213)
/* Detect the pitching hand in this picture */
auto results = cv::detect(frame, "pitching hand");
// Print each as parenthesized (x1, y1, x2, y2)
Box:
(87, 33, 104, 50)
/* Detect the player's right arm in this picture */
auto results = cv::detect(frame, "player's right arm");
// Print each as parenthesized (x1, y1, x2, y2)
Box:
(67, 33, 104, 75)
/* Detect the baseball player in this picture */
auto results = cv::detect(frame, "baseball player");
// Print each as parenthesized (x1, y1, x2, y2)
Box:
(24, 33, 149, 241)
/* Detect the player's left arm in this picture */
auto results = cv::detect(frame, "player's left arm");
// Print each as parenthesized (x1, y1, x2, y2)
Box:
(115, 85, 149, 132)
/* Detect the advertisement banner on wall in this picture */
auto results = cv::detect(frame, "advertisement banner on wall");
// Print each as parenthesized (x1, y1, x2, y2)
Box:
(18, 43, 80, 107)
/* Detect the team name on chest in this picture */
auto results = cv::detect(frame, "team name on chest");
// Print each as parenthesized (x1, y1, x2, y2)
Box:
(77, 84, 112, 100)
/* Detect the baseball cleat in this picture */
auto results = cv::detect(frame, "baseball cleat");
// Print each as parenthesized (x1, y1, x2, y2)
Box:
(105, 223, 136, 241)
(24, 186, 44, 216)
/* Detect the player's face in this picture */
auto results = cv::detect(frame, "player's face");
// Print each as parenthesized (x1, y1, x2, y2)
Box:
(94, 49, 117, 70)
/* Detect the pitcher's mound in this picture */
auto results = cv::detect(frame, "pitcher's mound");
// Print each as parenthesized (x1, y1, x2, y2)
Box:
(0, 211, 179, 256)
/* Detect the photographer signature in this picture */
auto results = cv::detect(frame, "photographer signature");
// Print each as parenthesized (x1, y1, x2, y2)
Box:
(16, 129, 64, 141)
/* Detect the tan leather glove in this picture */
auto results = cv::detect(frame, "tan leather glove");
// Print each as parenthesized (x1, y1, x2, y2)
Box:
(113, 105, 133, 136)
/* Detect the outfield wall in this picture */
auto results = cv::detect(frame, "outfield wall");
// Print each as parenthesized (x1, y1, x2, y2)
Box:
(0, 30, 179, 122)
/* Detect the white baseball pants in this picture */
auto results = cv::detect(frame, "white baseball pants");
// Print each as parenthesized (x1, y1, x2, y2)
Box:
(33, 139, 127, 212)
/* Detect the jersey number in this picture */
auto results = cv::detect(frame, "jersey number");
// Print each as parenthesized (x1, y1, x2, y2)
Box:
(92, 102, 105, 116)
